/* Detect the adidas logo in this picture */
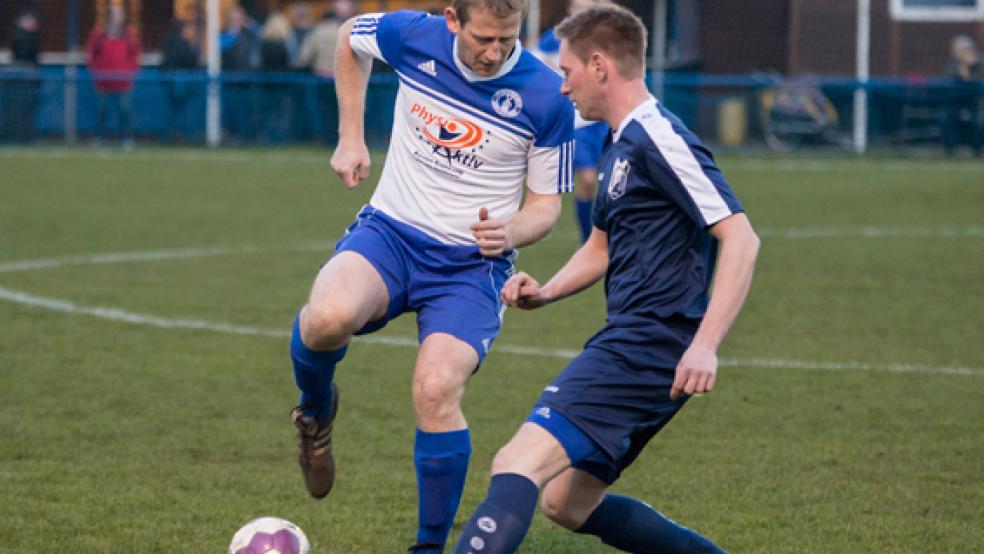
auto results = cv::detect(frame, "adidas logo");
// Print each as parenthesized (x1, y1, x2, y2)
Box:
(418, 59, 437, 77)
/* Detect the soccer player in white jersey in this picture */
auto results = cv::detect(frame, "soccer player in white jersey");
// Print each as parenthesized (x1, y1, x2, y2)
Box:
(286, 1, 574, 552)
(454, 5, 759, 553)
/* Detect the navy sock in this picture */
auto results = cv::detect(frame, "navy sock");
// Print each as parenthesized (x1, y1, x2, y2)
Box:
(576, 494, 725, 553)
(414, 429, 472, 549)
(453, 473, 539, 554)
(290, 313, 346, 421)
(575, 198, 593, 243)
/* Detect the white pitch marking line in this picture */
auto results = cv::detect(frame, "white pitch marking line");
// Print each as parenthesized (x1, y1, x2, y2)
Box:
(0, 243, 328, 274)
(0, 285, 981, 378)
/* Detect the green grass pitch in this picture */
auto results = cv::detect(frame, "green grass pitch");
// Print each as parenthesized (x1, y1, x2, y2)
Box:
(1, 148, 982, 552)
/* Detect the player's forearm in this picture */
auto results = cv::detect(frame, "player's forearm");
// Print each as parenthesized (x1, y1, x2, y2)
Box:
(692, 216, 760, 350)
(541, 232, 608, 304)
(506, 193, 562, 249)
(334, 19, 372, 143)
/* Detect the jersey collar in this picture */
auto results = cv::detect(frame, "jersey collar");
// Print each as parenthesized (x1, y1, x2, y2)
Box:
(613, 94, 658, 142)
(452, 37, 524, 82)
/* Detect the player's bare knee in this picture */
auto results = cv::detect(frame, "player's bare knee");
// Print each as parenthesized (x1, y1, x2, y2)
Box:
(412, 371, 462, 419)
(301, 304, 358, 349)
(539, 491, 586, 530)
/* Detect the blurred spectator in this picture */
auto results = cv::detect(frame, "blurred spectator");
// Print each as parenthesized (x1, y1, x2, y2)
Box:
(288, 2, 317, 141)
(162, 20, 201, 143)
(1, 8, 41, 143)
(221, 6, 259, 143)
(259, 12, 293, 143)
(298, 0, 358, 144)
(942, 35, 983, 157)
(86, 2, 141, 149)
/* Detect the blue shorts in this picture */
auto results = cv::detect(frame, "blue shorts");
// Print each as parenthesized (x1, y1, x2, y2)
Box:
(333, 205, 514, 366)
(527, 346, 688, 484)
(574, 121, 609, 170)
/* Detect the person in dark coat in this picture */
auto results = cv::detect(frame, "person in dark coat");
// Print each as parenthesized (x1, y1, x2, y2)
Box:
(221, 5, 259, 142)
(162, 19, 202, 142)
(2, 8, 41, 143)
(942, 35, 983, 157)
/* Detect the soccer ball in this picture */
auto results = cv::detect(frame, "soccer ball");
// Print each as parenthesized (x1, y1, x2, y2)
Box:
(227, 517, 311, 554)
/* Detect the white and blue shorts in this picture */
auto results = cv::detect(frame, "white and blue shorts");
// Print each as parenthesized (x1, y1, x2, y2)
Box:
(333, 205, 514, 367)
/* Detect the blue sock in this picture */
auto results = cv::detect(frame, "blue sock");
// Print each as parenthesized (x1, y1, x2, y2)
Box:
(453, 473, 539, 554)
(575, 198, 593, 243)
(576, 494, 725, 553)
(290, 313, 346, 422)
(414, 429, 472, 549)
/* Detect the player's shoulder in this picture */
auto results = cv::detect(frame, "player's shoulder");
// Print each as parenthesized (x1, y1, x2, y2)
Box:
(375, 9, 446, 36)
(619, 99, 700, 154)
(507, 51, 567, 107)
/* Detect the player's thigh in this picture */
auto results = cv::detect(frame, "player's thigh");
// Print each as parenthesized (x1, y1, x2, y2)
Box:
(540, 468, 608, 530)
(490, 422, 572, 487)
(303, 251, 389, 333)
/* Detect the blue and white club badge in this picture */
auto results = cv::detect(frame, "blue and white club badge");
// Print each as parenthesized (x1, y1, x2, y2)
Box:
(608, 158, 630, 200)
(491, 89, 523, 118)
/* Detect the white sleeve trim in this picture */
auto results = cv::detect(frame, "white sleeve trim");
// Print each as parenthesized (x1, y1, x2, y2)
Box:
(349, 13, 385, 61)
(527, 142, 573, 195)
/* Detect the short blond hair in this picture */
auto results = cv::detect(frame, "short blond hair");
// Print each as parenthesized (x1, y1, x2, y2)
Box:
(556, 3, 647, 79)
(452, 0, 528, 25)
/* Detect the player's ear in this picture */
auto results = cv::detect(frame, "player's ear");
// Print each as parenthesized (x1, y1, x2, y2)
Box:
(590, 52, 607, 83)
(444, 7, 462, 34)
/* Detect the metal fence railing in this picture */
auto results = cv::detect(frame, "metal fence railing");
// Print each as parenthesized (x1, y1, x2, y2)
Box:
(1, 67, 981, 155)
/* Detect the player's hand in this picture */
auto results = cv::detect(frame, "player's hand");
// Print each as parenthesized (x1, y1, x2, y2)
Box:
(471, 207, 512, 257)
(670, 343, 718, 400)
(330, 141, 371, 189)
(501, 271, 548, 310)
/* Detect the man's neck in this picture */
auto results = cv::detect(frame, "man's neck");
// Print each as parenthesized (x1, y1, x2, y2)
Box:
(604, 80, 652, 131)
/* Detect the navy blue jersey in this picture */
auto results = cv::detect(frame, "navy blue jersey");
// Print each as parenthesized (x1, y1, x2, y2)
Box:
(587, 96, 744, 369)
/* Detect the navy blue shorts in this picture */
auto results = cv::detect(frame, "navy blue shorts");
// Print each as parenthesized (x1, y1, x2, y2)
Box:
(333, 205, 514, 366)
(527, 346, 688, 484)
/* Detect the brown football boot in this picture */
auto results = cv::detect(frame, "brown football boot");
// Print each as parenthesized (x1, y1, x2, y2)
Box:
(290, 385, 339, 499)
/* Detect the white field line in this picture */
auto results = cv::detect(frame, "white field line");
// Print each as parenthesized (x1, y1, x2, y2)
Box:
(1, 285, 981, 378)
(0, 243, 328, 274)
(0, 245, 981, 376)
(756, 225, 984, 239)
(3, 147, 984, 173)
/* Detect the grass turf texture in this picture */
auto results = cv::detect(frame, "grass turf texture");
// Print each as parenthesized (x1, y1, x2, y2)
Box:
(1, 148, 982, 552)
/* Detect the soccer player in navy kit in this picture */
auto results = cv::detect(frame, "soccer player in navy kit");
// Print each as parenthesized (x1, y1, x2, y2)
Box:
(287, 0, 574, 552)
(453, 5, 760, 553)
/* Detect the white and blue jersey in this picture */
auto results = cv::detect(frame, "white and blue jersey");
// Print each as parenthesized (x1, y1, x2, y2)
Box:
(349, 11, 575, 245)
(588, 95, 743, 368)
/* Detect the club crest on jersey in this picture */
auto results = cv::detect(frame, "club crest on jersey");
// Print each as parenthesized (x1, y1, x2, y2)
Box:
(608, 158, 630, 200)
(491, 89, 523, 118)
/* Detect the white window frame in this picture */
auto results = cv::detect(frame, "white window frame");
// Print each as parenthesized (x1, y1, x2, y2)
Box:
(891, 0, 984, 21)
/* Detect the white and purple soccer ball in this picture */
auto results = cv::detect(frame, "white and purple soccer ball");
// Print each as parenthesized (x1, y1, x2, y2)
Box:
(228, 517, 311, 554)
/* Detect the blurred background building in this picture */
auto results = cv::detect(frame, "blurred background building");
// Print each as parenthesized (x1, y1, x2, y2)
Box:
(0, 0, 981, 154)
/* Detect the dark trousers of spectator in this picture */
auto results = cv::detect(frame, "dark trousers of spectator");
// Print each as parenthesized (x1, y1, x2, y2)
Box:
(317, 79, 339, 146)
(942, 100, 982, 156)
(258, 83, 292, 144)
(1, 78, 40, 143)
(94, 91, 133, 141)
(291, 78, 318, 143)
(222, 82, 257, 143)
(166, 81, 200, 143)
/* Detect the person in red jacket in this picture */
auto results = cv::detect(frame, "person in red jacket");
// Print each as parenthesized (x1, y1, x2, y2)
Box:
(86, 2, 141, 148)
